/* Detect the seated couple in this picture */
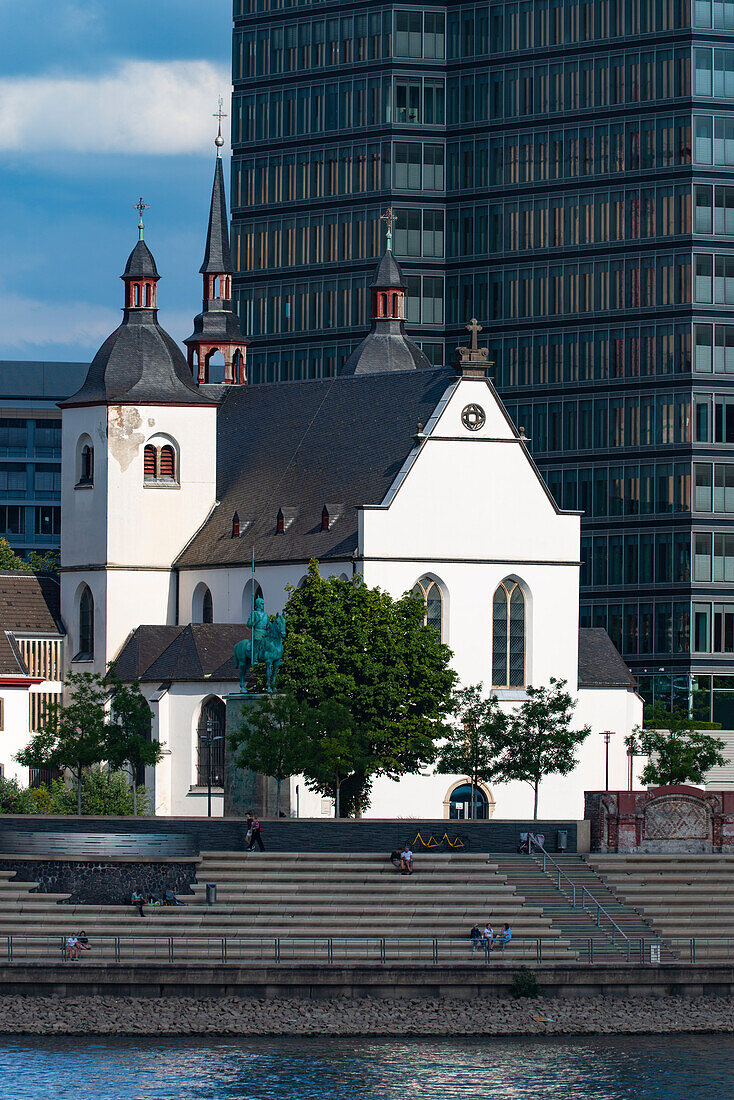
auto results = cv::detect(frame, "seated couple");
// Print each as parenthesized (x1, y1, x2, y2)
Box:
(470, 923, 511, 951)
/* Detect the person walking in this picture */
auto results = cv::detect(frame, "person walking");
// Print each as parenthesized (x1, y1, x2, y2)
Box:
(246, 811, 264, 851)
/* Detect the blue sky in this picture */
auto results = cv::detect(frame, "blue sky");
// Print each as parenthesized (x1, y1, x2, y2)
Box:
(0, 0, 232, 361)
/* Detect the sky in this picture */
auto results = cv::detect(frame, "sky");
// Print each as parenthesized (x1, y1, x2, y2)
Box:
(0, 0, 233, 362)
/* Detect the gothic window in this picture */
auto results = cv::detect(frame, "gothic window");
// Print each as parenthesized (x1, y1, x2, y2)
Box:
(242, 580, 263, 621)
(78, 585, 94, 660)
(202, 588, 213, 624)
(412, 576, 444, 640)
(492, 579, 526, 688)
(197, 696, 225, 787)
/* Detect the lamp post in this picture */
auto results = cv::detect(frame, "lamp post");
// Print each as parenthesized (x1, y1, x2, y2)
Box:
(600, 730, 615, 791)
(203, 715, 224, 818)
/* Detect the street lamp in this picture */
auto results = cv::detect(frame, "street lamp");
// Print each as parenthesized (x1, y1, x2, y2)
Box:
(203, 715, 224, 818)
(599, 730, 615, 791)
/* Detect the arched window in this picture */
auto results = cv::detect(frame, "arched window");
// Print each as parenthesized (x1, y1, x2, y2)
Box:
(412, 577, 444, 640)
(197, 696, 226, 787)
(78, 585, 94, 659)
(192, 582, 213, 624)
(448, 782, 491, 820)
(143, 437, 179, 486)
(76, 436, 94, 487)
(492, 580, 526, 688)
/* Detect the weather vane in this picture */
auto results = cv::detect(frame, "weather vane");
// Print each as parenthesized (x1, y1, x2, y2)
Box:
(380, 207, 398, 250)
(134, 197, 150, 241)
(214, 96, 227, 155)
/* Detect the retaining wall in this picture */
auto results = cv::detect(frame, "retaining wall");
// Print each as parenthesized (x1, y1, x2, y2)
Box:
(0, 856, 199, 905)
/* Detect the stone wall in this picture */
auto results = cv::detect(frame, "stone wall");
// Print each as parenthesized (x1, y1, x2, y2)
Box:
(0, 858, 199, 905)
(585, 786, 734, 852)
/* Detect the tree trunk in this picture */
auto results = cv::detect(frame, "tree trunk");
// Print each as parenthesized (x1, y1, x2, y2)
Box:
(276, 777, 281, 817)
(76, 767, 82, 816)
(132, 766, 138, 816)
(335, 778, 340, 819)
(533, 779, 539, 820)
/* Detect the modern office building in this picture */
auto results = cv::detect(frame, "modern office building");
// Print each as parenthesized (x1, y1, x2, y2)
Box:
(231, 0, 734, 722)
(0, 362, 87, 558)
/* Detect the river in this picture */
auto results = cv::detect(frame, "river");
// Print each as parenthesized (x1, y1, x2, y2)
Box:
(2, 1033, 733, 1099)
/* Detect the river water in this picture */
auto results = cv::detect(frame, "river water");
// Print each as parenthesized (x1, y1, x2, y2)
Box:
(1, 1034, 732, 1099)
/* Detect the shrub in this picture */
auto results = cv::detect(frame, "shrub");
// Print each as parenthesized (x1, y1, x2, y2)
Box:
(510, 966, 542, 999)
(0, 770, 149, 816)
(0, 776, 34, 814)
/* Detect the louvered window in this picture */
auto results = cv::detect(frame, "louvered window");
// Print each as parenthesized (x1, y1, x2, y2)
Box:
(144, 445, 157, 480)
(159, 445, 176, 480)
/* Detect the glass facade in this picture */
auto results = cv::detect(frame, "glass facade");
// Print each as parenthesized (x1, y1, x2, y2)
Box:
(231, 0, 734, 717)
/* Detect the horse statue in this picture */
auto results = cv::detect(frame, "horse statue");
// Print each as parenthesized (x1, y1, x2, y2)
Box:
(233, 598, 286, 694)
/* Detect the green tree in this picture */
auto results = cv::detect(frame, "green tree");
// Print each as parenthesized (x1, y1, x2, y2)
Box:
(229, 693, 307, 816)
(0, 538, 30, 572)
(106, 675, 161, 815)
(435, 685, 508, 819)
(27, 549, 60, 575)
(498, 678, 591, 819)
(627, 702, 727, 787)
(16, 671, 108, 815)
(301, 698, 370, 818)
(279, 561, 456, 816)
(46, 768, 149, 815)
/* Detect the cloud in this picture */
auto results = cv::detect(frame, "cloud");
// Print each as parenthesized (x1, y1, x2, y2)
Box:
(0, 61, 231, 155)
(0, 292, 119, 352)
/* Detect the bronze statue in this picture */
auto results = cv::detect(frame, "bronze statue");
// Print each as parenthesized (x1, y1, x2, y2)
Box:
(234, 595, 286, 693)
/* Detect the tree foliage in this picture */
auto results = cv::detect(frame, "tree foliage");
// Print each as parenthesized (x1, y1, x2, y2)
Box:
(497, 678, 591, 819)
(16, 671, 109, 815)
(278, 561, 456, 816)
(0, 771, 149, 815)
(106, 675, 161, 814)
(0, 538, 59, 575)
(435, 685, 508, 818)
(229, 693, 307, 816)
(626, 703, 727, 787)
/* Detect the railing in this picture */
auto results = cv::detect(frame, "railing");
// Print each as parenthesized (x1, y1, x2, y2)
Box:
(527, 833, 634, 952)
(0, 933, 707, 966)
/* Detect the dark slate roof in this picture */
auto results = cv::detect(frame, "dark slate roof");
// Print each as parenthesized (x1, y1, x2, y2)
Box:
(62, 310, 215, 408)
(123, 239, 159, 279)
(578, 628, 637, 689)
(113, 623, 247, 682)
(0, 632, 26, 677)
(185, 304, 246, 346)
(341, 323, 432, 376)
(200, 158, 233, 275)
(176, 367, 453, 569)
(0, 572, 62, 634)
(370, 250, 405, 288)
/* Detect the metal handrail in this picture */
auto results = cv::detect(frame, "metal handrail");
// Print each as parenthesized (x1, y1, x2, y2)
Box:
(527, 832, 631, 947)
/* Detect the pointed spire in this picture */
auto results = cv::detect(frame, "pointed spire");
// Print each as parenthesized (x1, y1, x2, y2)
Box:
(200, 157, 233, 275)
(134, 197, 149, 241)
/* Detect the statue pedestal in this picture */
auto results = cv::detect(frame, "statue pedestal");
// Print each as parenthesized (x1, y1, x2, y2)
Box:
(224, 693, 289, 818)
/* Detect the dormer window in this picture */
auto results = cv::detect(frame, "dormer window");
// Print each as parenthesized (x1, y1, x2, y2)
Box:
(276, 508, 284, 534)
(321, 506, 329, 531)
(143, 437, 179, 486)
(232, 511, 240, 538)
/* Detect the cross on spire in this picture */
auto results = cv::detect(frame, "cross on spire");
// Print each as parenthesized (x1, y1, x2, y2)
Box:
(381, 207, 398, 249)
(134, 197, 150, 241)
(466, 317, 482, 352)
(213, 96, 227, 155)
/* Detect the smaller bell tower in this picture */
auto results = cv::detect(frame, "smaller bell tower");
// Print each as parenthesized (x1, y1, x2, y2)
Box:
(185, 103, 248, 385)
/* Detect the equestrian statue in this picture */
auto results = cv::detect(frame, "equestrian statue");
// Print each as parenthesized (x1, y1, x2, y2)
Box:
(233, 595, 286, 694)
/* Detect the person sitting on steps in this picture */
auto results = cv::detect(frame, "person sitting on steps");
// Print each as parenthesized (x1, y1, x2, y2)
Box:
(399, 842, 413, 875)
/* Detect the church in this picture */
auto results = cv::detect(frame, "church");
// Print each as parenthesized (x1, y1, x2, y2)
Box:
(30, 139, 642, 821)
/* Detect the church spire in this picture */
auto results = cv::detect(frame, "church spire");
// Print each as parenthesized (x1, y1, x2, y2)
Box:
(184, 111, 248, 385)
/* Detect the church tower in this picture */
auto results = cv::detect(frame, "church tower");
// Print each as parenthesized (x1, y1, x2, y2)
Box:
(341, 209, 431, 376)
(185, 117, 248, 385)
(59, 203, 218, 676)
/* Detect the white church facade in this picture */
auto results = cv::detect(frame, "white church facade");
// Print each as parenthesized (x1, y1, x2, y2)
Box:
(49, 149, 644, 822)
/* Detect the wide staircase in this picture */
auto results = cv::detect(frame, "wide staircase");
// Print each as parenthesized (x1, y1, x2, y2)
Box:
(494, 854, 666, 963)
(590, 853, 734, 963)
(0, 854, 576, 965)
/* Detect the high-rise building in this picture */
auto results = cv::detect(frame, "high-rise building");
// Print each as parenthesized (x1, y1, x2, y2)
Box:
(0, 362, 87, 558)
(231, 0, 734, 723)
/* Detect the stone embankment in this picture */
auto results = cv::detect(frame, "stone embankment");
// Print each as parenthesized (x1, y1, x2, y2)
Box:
(1, 995, 734, 1036)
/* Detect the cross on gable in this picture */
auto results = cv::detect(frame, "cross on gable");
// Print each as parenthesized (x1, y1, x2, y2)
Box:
(466, 317, 482, 352)
(134, 197, 149, 220)
(213, 96, 228, 128)
(380, 208, 398, 234)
